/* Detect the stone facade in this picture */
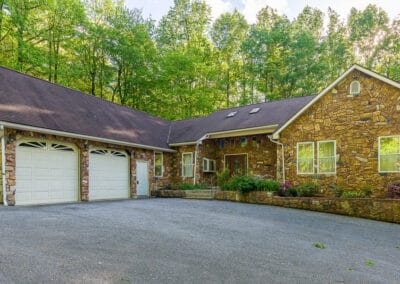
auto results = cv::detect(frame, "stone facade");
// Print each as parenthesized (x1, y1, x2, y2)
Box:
(169, 134, 277, 187)
(277, 70, 400, 197)
(2, 128, 169, 205)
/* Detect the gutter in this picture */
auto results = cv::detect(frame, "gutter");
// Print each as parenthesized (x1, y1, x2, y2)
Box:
(0, 121, 176, 153)
(193, 134, 209, 185)
(1, 125, 7, 206)
(268, 136, 285, 184)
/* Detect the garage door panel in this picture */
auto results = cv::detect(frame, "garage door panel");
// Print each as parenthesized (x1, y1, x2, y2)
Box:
(16, 141, 78, 205)
(89, 149, 129, 201)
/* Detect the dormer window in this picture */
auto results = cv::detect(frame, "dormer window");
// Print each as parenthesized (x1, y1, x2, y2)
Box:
(226, 111, 238, 118)
(249, 107, 260, 114)
(350, 80, 360, 96)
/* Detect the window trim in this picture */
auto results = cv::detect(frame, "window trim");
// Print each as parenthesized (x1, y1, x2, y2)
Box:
(297, 142, 315, 175)
(317, 140, 336, 174)
(154, 151, 163, 177)
(378, 135, 400, 173)
(182, 152, 194, 177)
(349, 80, 360, 95)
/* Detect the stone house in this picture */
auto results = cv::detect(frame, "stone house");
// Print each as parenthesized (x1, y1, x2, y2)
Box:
(0, 64, 399, 205)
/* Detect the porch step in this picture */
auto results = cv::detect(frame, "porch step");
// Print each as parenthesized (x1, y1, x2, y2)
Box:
(184, 190, 217, 200)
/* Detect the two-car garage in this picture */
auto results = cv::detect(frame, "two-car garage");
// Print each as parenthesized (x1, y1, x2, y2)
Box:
(14, 140, 140, 206)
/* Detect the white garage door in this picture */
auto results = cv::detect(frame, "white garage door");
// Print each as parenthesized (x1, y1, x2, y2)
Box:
(16, 141, 79, 205)
(89, 149, 130, 201)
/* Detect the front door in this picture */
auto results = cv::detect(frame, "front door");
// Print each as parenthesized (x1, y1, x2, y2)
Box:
(225, 154, 247, 177)
(136, 161, 149, 196)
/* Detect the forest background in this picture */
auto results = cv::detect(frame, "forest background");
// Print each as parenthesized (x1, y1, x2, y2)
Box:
(0, 0, 399, 120)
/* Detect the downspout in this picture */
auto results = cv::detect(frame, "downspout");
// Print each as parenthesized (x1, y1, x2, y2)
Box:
(268, 135, 285, 184)
(1, 125, 7, 206)
(193, 134, 209, 185)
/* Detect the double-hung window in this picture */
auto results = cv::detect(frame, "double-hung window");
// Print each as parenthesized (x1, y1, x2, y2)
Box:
(297, 141, 336, 174)
(154, 152, 163, 177)
(297, 142, 314, 174)
(317, 141, 336, 174)
(379, 136, 400, 172)
(182, 152, 194, 177)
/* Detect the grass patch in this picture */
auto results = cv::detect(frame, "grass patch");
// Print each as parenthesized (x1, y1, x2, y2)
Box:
(346, 267, 353, 271)
(313, 242, 326, 249)
(365, 260, 375, 266)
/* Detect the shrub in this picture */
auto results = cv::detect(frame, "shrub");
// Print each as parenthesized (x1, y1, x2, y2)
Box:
(227, 175, 257, 194)
(296, 183, 319, 197)
(277, 182, 293, 197)
(255, 179, 280, 192)
(341, 190, 364, 198)
(330, 185, 345, 197)
(177, 183, 206, 190)
(387, 180, 400, 199)
(216, 169, 230, 190)
(361, 185, 373, 198)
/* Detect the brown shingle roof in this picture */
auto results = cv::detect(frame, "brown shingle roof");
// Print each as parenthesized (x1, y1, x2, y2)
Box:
(0, 66, 171, 150)
(168, 95, 317, 144)
(0, 66, 317, 149)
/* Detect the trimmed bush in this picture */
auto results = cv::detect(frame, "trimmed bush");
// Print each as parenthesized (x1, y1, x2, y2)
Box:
(255, 179, 280, 192)
(216, 169, 230, 190)
(341, 190, 364, 198)
(227, 176, 256, 194)
(296, 183, 319, 197)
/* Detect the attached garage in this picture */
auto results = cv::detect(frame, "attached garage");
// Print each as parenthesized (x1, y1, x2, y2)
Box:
(15, 141, 79, 205)
(89, 148, 130, 201)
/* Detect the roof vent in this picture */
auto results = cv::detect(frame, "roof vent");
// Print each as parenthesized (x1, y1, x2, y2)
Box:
(249, 107, 260, 114)
(349, 80, 360, 96)
(226, 111, 238, 118)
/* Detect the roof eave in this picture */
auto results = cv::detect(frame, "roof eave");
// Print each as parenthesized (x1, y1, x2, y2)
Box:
(0, 121, 176, 153)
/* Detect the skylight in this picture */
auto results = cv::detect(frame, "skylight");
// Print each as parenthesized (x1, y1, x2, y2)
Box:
(226, 111, 238, 118)
(249, 107, 260, 114)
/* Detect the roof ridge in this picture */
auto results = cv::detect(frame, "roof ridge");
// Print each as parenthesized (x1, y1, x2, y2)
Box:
(0, 65, 170, 123)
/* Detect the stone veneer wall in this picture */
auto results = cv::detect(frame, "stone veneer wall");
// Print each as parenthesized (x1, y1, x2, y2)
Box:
(170, 134, 277, 187)
(3, 128, 170, 205)
(214, 191, 400, 224)
(277, 70, 400, 197)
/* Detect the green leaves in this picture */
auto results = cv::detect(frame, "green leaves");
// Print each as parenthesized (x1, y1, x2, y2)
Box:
(0, 2, 398, 120)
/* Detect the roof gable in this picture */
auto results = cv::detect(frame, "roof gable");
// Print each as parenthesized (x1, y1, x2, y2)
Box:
(272, 64, 400, 139)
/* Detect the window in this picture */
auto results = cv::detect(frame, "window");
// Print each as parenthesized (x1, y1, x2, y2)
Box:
(203, 158, 216, 172)
(317, 141, 336, 174)
(249, 107, 260, 114)
(349, 80, 360, 95)
(226, 111, 238, 118)
(182, 152, 194, 177)
(240, 137, 247, 147)
(297, 142, 314, 174)
(379, 136, 400, 172)
(154, 152, 163, 177)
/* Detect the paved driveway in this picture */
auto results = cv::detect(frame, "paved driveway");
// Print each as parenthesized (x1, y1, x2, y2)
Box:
(0, 199, 399, 284)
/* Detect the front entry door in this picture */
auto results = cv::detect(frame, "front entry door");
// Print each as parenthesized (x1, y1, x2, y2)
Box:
(136, 161, 149, 196)
(225, 154, 247, 177)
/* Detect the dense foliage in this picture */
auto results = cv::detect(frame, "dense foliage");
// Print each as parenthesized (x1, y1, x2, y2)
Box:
(0, 0, 399, 119)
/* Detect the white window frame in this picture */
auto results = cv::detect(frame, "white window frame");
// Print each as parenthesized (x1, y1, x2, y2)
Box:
(317, 140, 336, 174)
(297, 142, 315, 175)
(378, 135, 400, 173)
(154, 152, 163, 177)
(203, 158, 216, 172)
(349, 80, 360, 95)
(182, 152, 194, 177)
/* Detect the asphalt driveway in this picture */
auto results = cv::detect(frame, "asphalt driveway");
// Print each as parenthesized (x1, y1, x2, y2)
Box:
(0, 199, 399, 284)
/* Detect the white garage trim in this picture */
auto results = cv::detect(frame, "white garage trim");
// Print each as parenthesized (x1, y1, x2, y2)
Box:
(89, 147, 131, 201)
(16, 139, 80, 205)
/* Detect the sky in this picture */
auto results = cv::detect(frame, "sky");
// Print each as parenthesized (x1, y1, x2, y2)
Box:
(124, 0, 400, 24)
